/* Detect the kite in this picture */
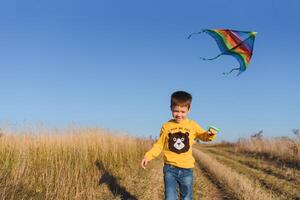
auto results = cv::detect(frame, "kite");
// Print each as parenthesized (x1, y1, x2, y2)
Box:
(188, 29, 257, 75)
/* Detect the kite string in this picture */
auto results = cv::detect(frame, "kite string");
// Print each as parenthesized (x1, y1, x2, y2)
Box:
(187, 30, 205, 39)
(222, 67, 241, 76)
(200, 53, 223, 61)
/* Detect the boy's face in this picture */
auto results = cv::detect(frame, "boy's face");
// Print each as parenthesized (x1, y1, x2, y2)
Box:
(171, 105, 190, 123)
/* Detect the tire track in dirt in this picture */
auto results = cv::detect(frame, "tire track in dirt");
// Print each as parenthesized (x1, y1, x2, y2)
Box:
(193, 161, 236, 200)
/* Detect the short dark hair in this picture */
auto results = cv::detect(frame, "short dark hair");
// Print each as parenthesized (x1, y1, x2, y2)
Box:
(170, 91, 192, 109)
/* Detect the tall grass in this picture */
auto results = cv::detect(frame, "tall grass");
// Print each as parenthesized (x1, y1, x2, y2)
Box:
(235, 137, 300, 164)
(0, 127, 151, 200)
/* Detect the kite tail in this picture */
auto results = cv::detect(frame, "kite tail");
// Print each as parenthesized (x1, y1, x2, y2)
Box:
(187, 30, 205, 39)
(200, 53, 223, 61)
(189, 30, 225, 62)
(222, 67, 241, 76)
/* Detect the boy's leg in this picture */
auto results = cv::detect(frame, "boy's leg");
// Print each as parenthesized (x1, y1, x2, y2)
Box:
(178, 168, 193, 200)
(163, 164, 178, 200)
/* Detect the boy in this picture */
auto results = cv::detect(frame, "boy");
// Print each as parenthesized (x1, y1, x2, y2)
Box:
(140, 91, 216, 200)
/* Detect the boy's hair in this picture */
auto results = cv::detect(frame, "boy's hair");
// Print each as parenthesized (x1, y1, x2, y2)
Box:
(170, 91, 192, 109)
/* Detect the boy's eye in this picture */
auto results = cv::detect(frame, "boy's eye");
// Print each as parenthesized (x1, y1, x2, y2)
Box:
(181, 138, 184, 141)
(173, 137, 177, 142)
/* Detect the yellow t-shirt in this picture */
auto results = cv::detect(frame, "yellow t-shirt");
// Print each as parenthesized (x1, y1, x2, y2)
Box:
(144, 118, 216, 168)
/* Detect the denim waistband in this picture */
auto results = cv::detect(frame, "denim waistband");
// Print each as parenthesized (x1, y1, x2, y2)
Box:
(164, 163, 176, 168)
(164, 163, 192, 170)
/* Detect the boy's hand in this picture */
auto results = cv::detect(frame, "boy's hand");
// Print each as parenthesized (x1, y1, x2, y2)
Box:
(207, 128, 218, 136)
(141, 158, 148, 169)
(207, 130, 215, 137)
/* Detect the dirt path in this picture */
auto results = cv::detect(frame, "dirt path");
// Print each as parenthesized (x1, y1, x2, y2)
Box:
(193, 162, 231, 200)
(99, 155, 237, 199)
(202, 146, 300, 185)
(198, 147, 300, 200)
(136, 157, 236, 200)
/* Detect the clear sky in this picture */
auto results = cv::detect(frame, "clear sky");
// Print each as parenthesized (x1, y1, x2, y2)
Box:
(1, 0, 299, 141)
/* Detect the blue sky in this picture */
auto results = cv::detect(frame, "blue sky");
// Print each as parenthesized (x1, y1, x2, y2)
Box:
(1, 0, 299, 141)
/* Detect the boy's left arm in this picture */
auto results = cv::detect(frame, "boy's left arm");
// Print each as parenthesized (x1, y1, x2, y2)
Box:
(194, 122, 216, 142)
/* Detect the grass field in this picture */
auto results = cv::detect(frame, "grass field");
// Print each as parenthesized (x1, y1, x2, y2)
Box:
(0, 127, 157, 200)
(0, 128, 299, 199)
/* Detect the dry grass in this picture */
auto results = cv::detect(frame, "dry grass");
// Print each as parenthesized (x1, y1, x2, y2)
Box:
(235, 137, 300, 167)
(0, 127, 152, 200)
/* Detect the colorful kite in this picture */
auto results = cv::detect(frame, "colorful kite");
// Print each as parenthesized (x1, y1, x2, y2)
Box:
(188, 29, 257, 75)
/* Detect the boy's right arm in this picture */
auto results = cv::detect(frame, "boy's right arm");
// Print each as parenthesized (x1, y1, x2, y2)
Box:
(141, 126, 166, 169)
(194, 122, 217, 142)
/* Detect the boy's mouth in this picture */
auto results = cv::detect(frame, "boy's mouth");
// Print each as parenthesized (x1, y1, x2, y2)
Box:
(175, 117, 183, 121)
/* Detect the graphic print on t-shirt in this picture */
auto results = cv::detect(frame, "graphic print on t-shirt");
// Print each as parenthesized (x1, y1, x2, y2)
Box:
(168, 131, 190, 154)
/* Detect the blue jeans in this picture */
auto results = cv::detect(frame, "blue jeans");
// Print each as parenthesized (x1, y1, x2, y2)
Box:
(163, 164, 193, 200)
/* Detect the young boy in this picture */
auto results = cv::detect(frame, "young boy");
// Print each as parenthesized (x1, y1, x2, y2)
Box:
(140, 91, 216, 200)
